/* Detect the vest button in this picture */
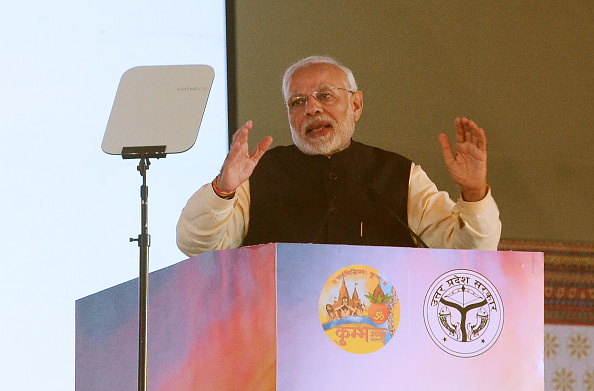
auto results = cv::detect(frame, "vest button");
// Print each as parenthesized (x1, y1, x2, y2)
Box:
(328, 172, 338, 180)
(329, 205, 339, 214)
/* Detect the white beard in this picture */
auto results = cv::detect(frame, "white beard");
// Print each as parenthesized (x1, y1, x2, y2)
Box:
(290, 105, 356, 156)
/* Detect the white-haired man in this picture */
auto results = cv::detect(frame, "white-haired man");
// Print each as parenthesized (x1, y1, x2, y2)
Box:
(176, 56, 501, 256)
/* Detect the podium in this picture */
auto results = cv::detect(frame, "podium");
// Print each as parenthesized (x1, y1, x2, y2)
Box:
(76, 244, 544, 390)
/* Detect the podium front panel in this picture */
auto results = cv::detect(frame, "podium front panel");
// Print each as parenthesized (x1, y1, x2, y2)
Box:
(275, 244, 543, 390)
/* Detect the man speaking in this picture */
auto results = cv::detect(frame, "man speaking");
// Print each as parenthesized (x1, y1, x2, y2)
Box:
(176, 56, 501, 256)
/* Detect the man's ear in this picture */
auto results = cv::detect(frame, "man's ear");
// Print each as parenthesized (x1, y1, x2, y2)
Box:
(352, 91, 363, 122)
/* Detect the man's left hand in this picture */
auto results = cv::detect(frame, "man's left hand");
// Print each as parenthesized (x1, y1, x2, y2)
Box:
(439, 117, 488, 202)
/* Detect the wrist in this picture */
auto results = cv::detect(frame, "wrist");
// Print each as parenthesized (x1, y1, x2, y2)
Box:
(212, 176, 236, 199)
(461, 185, 488, 202)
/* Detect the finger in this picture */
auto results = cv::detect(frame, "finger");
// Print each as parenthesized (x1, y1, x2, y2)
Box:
(455, 118, 465, 144)
(465, 119, 485, 149)
(439, 133, 455, 167)
(475, 127, 487, 151)
(229, 121, 253, 151)
(232, 120, 252, 140)
(463, 118, 482, 147)
(466, 119, 478, 130)
(250, 136, 273, 161)
(460, 117, 475, 144)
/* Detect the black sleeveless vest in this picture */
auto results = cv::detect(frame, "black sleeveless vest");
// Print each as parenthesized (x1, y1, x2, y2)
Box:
(243, 141, 415, 247)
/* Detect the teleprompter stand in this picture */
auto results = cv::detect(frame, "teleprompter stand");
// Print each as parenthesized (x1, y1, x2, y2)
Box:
(122, 145, 166, 391)
(102, 65, 214, 391)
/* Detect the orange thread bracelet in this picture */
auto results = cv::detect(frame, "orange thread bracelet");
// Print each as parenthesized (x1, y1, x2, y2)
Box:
(212, 176, 236, 199)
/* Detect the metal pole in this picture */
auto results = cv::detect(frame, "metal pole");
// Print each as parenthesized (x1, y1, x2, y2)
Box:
(131, 157, 151, 391)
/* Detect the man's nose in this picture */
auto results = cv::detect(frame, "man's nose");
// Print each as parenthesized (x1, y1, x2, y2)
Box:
(304, 95, 323, 115)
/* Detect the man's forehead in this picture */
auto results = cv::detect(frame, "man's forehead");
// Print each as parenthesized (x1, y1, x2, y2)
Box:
(288, 63, 347, 93)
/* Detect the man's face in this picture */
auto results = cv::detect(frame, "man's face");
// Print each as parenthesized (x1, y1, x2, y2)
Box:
(286, 63, 363, 156)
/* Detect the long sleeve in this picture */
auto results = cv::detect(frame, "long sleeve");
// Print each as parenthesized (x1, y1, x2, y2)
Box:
(407, 163, 501, 250)
(176, 181, 250, 257)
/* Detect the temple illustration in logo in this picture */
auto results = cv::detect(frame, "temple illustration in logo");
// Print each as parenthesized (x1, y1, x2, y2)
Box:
(319, 265, 400, 354)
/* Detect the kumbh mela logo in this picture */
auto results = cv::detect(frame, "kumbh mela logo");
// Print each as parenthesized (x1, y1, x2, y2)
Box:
(319, 265, 400, 354)
(423, 269, 504, 358)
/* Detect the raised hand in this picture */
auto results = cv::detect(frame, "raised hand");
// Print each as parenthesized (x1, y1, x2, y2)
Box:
(438, 118, 488, 202)
(216, 120, 273, 193)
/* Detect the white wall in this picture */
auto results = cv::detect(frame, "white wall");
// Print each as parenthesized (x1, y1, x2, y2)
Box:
(0, 1, 228, 388)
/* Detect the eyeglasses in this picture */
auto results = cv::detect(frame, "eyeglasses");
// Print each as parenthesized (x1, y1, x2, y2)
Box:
(286, 87, 353, 111)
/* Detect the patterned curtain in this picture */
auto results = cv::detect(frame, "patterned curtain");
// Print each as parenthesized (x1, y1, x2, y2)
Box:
(499, 240, 594, 391)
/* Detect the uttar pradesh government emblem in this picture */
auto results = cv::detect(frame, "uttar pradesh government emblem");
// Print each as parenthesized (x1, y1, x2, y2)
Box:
(319, 265, 399, 354)
(423, 269, 504, 358)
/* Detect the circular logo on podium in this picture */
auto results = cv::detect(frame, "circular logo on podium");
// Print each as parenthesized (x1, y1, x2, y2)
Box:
(423, 269, 504, 357)
(319, 265, 400, 354)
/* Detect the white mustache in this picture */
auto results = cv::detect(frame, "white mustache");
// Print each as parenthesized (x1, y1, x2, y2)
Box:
(303, 115, 336, 132)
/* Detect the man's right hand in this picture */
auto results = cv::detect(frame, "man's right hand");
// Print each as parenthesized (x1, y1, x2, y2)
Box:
(216, 120, 273, 193)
